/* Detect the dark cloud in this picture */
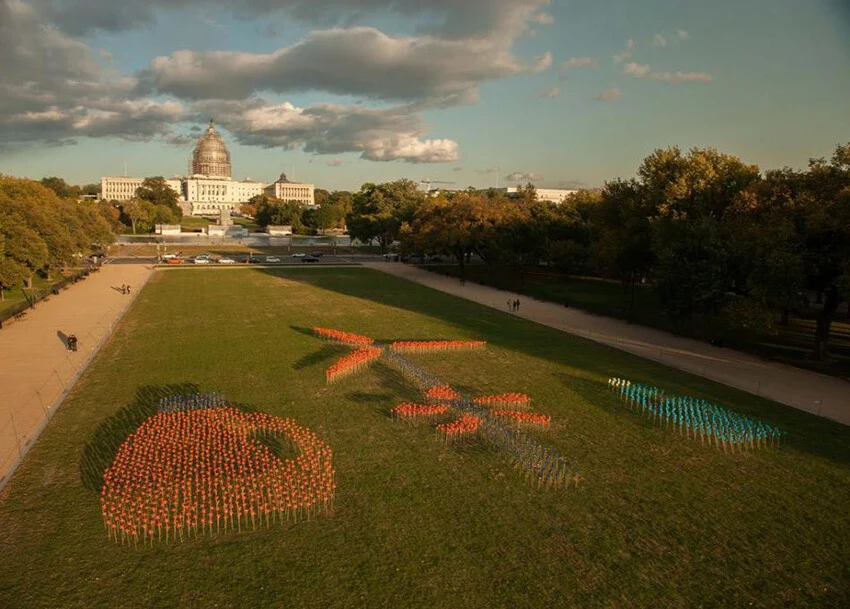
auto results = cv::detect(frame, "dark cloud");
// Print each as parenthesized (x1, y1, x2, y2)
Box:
(139, 27, 552, 102)
(40, 0, 552, 40)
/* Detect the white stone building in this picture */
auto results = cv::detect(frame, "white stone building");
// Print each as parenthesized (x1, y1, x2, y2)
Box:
(100, 119, 314, 215)
(503, 187, 578, 204)
(264, 172, 315, 207)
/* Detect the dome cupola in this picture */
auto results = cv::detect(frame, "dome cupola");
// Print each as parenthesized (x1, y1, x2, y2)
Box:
(191, 119, 232, 178)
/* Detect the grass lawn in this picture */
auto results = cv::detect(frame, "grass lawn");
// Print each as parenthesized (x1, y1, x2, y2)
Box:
(0, 267, 848, 608)
(423, 264, 850, 380)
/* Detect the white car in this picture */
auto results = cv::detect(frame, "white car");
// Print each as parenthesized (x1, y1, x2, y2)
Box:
(266, 256, 281, 263)
(217, 257, 235, 264)
(291, 253, 306, 258)
(161, 253, 178, 260)
(193, 257, 211, 264)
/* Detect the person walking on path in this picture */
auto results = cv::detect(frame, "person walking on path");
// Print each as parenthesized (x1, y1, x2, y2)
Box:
(126, 284, 131, 295)
(515, 299, 521, 312)
(67, 334, 77, 352)
(506, 300, 512, 312)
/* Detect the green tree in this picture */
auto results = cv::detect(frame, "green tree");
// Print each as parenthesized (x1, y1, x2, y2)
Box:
(136, 177, 182, 219)
(255, 198, 305, 232)
(121, 199, 155, 235)
(798, 143, 850, 360)
(40, 176, 79, 199)
(347, 180, 424, 251)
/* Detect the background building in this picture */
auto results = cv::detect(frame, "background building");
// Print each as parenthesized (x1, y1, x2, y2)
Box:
(265, 172, 315, 207)
(101, 119, 314, 215)
(502, 187, 578, 204)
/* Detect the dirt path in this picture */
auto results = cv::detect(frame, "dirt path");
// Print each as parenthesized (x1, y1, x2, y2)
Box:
(365, 263, 850, 426)
(0, 263, 155, 489)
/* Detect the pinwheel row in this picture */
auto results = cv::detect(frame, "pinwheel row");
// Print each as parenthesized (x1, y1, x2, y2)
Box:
(608, 378, 783, 450)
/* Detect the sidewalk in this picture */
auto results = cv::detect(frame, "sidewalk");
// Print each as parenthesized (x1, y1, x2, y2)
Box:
(365, 263, 850, 426)
(0, 263, 155, 489)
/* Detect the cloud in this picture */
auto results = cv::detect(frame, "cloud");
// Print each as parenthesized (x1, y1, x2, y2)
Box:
(560, 57, 598, 70)
(613, 38, 634, 64)
(676, 29, 689, 40)
(554, 179, 587, 189)
(0, 0, 184, 145)
(140, 27, 552, 103)
(620, 60, 713, 83)
(594, 87, 621, 101)
(44, 0, 553, 40)
(649, 71, 712, 83)
(475, 167, 497, 174)
(326, 158, 344, 166)
(452, 166, 464, 171)
(504, 171, 542, 182)
(652, 33, 667, 47)
(531, 12, 554, 25)
(622, 62, 650, 77)
(536, 87, 560, 99)
(191, 98, 459, 163)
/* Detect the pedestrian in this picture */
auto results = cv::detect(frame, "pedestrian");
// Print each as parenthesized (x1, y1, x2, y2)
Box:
(515, 299, 521, 312)
(126, 284, 131, 295)
(68, 334, 78, 352)
(506, 300, 512, 312)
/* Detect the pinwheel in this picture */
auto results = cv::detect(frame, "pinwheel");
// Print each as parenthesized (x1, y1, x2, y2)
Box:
(325, 347, 382, 384)
(389, 340, 487, 353)
(608, 377, 784, 451)
(425, 385, 462, 402)
(391, 403, 450, 422)
(312, 327, 375, 346)
(473, 393, 532, 409)
(100, 395, 335, 545)
(489, 409, 551, 429)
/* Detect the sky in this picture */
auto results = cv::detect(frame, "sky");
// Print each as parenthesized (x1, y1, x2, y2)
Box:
(1, 0, 849, 191)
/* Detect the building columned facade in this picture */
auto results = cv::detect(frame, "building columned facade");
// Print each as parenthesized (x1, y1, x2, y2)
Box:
(100, 119, 314, 216)
(265, 172, 316, 207)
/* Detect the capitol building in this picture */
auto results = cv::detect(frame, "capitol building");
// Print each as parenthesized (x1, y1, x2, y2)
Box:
(100, 120, 315, 215)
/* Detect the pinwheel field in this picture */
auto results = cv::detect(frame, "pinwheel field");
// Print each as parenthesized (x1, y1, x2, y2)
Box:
(1, 267, 848, 608)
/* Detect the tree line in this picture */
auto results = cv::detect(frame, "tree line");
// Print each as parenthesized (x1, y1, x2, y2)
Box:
(0, 175, 119, 299)
(346, 144, 849, 362)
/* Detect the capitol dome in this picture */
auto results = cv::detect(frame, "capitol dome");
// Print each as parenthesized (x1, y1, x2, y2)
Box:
(190, 119, 232, 178)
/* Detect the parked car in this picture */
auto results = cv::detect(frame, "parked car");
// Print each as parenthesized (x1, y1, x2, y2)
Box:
(265, 256, 281, 263)
(310, 251, 325, 258)
(194, 258, 211, 264)
(291, 252, 306, 258)
(301, 256, 320, 263)
(166, 257, 183, 264)
(161, 253, 178, 260)
(218, 257, 236, 264)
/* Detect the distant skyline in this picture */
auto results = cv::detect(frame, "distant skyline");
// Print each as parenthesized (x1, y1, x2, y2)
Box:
(1, 0, 849, 190)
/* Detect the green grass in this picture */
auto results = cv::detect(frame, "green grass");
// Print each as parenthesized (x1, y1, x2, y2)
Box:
(424, 264, 850, 379)
(0, 268, 848, 608)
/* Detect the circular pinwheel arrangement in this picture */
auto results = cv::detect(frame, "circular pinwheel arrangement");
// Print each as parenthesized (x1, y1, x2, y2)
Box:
(100, 393, 335, 546)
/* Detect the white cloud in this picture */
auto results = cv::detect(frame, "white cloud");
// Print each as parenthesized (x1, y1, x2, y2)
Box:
(536, 87, 560, 99)
(622, 62, 651, 77)
(677, 29, 690, 40)
(191, 98, 459, 163)
(613, 38, 634, 64)
(504, 171, 542, 181)
(326, 158, 344, 166)
(560, 57, 599, 70)
(653, 33, 667, 47)
(594, 87, 621, 101)
(452, 166, 464, 171)
(531, 12, 554, 25)
(649, 71, 712, 83)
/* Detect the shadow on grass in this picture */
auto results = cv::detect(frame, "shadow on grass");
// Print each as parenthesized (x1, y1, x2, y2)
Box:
(79, 383, 200, 492)
(260, 266, 850, 467)
(293, 344, 345, 370)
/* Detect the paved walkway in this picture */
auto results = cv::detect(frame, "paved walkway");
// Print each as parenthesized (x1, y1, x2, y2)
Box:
(0, 263, 155, 489)
(365, 263, 850, 426)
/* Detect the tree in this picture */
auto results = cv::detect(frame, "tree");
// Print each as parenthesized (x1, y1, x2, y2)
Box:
(40, 176, 78, 199)
(347, 180, 424, 251)
(135, 177, 182, 219)
(121, 199, 155, 235)
(0, 212, 48, 296)
(797, 143, 850, 360)
(255, 198, 304, 232)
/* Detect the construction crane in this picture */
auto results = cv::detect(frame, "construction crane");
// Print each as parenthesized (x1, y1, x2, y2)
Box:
(420, 179, 456, 192)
